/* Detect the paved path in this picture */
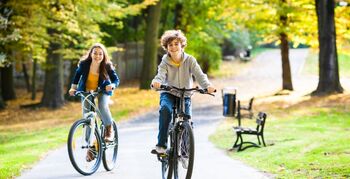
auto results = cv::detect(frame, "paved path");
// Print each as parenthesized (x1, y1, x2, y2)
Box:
(18, 49, 313, 179)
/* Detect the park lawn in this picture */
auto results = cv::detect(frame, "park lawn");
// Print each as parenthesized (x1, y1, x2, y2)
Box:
(0, 87, 159, 179)
(210, 93, 350, 178)
(0, 126, 69, 178)
(303, 50, 350, 77)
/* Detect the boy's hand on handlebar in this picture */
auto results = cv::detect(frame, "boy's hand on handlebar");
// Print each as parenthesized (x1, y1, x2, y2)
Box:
(151, 82, 161, 89)
(207, 86, 216, 94)
(69, 88, 76, 96)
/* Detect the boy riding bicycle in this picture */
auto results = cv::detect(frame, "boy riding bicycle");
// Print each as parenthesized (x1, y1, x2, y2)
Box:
(151, 30, 216, 154)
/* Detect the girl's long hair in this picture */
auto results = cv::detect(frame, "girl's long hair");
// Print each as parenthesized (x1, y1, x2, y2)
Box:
(79, 43, 114, 80)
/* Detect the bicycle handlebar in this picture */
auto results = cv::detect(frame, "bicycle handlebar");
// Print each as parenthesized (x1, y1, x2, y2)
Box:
(74, 88, 103, 97)
(152, 84, 216, 96)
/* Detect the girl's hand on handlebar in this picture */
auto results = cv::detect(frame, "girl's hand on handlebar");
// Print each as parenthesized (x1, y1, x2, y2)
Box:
(69, 88, 76, 96)
(105, 84, 115, 92)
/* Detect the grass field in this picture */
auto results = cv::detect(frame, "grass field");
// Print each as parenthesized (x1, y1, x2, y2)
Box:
(210, 93, 350, 178)
(0, 87, 159, 178)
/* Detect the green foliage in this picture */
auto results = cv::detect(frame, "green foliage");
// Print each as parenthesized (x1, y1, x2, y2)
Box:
(186, 30, 222, 73)
(3, 0, 158, 66)
(222, 29, 252, 56)
(220, 0, 350, 51)
(159, 0, 227, 72)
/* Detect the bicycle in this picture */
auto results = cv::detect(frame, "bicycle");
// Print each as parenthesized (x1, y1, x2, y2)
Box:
(152, 85, 215, 179)
(67, 89, 118, 175)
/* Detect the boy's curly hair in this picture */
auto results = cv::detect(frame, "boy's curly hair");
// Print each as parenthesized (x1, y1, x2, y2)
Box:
(160, 30, 187, 51)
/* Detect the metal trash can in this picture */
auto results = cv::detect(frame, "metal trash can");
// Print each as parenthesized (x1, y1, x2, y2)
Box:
(222, 87, 237, 117)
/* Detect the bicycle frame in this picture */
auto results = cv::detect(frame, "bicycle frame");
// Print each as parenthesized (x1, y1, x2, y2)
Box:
(155, 85, 215, 179)
(77, 91, 105, 146)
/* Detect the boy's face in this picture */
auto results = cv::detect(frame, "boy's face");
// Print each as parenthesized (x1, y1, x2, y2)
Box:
(167, 39, 182, 56)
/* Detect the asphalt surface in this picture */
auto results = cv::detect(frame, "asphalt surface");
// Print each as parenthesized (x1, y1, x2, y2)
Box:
(18, 49, 316, 179)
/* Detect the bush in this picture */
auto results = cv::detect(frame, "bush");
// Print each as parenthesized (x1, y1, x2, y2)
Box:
(186, 31, 221, 73)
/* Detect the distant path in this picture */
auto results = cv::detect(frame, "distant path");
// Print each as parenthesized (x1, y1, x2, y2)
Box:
(18, 49, 312, 179)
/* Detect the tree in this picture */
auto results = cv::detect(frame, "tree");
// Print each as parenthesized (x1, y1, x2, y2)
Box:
(0, 0, 20, 107)
(312, 0, 343, 95)
(220, 0, 319, 91)
(0, 72, 4, 109)
(0, 65, 16, 100)
(140, 0, 162, 89)
(279, 0, 293, 90)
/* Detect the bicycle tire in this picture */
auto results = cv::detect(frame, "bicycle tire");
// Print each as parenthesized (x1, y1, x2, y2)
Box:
(102, 121, 119, 171)
(161, 130, 174, 179)
(67, 118, 103, 175)
(173, 121, 195, 179)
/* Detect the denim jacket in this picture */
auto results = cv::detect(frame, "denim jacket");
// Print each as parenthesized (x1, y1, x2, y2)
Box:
(72, 60, 120, 96)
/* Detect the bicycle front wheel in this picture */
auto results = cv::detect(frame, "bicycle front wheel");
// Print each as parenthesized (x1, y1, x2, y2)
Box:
(161, 127, 174, 179)
(174, 121, 195, 179)
(102, 121, 119, 171)
(67, 118, 103, 175)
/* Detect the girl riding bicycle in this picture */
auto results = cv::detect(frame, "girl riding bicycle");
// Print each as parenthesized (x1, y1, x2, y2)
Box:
(151, 30, 216, 154)
(69, 43, 119, 146)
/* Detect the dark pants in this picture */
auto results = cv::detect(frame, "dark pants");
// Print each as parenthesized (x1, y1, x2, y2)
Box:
(157, 93, 191, 148)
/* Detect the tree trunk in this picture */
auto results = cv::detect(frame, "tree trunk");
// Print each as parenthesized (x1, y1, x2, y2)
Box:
(41, 31, 65, 108)
(65, 60, 79, 101)
(22, 63, 31, 92)
(0, 72, 6, 109)
(31, 58, 37, 100)
(280, 32, 293, 90)
(173, 3, 183, 29)
(313, 0, 343, 95)
(140, 0, 162, 89)
(1, 65, 16, 100)
(279, 1, 293, 91)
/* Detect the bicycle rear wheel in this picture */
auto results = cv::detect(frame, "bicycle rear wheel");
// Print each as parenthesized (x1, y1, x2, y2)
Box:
(67, 119, 102, 175)
(102, 121, 119, 171)
(173, 121, 194, 179)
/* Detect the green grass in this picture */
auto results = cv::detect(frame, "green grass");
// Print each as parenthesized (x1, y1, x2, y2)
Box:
(0, 87, 159, 179)
(210, 106, 350, 178)
(0, 126, 69, 178)
(303, 51, 350, 77)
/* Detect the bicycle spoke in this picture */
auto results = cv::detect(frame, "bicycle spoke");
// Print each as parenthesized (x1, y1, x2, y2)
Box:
(174, 122, 194, 179)
(68, 119, 102, 175)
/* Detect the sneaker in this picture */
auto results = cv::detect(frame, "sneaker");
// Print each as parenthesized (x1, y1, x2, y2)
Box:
(151, 146, 166, 154)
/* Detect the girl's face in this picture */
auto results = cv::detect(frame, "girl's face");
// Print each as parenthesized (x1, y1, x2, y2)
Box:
(91, 47, 104, 63)
(167, 39, 183, 57)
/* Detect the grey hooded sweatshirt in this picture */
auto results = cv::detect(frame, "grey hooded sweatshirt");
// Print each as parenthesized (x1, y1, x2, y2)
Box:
(152, 52, 212, 97)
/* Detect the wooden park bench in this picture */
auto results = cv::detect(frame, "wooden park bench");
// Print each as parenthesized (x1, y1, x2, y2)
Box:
(232, 112, 267, 151)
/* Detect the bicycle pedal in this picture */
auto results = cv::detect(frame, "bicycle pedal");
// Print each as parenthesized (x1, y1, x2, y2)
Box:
(151, 149, 158, 154)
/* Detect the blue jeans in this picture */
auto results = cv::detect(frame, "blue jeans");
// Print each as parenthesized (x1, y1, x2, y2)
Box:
(82, 93, 113, 126)
(157, 93, 191, 148)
